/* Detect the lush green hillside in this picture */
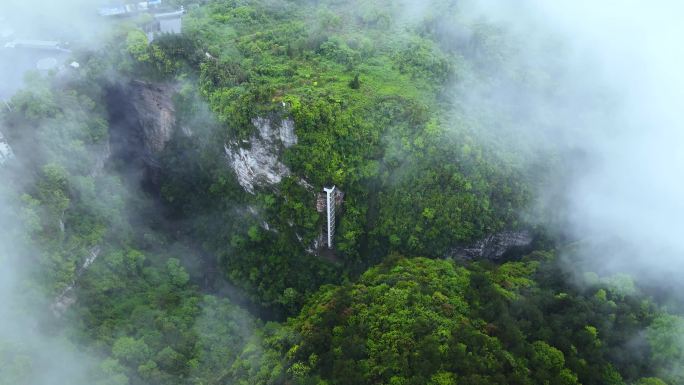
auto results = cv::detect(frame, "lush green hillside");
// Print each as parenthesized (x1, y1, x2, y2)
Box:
(0, 1, 682, 385)
(143, 0, 532, 309)
(285, 254, 673, 385)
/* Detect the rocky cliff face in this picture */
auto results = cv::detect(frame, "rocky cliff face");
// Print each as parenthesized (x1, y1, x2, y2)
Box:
(447, 230, 533, 261)
(90, 141, 111, 177)
(225, 117, 298, 194)
(129, 80, 178, 155)
(51, 246, 101, 317)
(106, 80, 179, 193)
(0, 130, 13, 165)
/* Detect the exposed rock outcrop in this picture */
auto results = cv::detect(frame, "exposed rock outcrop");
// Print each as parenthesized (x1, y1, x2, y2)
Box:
(277, 118, 297, 147)
(225, 117, 298, 194)
(0, 130, 13, 165)
(129, 80, 178, 155)
(106, 80, 179, 193)
(51, 246, 101, 317)
(89, 141, 111, 177)
(447, 230, 533, 261)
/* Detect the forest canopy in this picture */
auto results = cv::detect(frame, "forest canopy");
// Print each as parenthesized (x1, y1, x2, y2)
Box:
(0, 1, 682, 385)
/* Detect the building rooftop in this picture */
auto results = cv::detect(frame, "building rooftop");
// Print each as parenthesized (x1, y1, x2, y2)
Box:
(98, 1, 164, 17)
(4, 40, 64, 51)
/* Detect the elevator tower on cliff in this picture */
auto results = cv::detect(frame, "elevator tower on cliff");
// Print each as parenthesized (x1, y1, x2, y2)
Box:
(323, 186, 336, 249)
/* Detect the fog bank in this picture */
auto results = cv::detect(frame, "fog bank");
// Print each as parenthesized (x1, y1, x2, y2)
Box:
(414, 0, 682, 288)
(0, 1, 113, 383)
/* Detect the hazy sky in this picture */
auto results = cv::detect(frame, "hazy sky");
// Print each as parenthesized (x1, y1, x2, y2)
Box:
(530, 1, 684, 281)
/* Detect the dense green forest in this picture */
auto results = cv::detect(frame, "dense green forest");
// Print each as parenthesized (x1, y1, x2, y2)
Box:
(1, 1, 683, 385)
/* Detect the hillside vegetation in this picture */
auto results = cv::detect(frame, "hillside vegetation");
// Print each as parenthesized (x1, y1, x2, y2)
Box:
(0, 1, 682, 385)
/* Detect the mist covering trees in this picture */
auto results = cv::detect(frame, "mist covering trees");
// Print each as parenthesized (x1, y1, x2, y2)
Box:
(0, 1, 682, 385)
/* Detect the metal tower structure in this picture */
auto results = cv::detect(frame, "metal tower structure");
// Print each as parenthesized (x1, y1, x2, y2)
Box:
(323, 186, 336, 249)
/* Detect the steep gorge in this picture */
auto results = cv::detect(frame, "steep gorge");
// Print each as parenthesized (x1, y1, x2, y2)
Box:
(105, 80, 177, 195)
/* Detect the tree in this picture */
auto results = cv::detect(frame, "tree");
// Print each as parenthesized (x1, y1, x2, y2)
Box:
(112, 337, 151, 367)
(349, 74, 361, 89)
(126, 30, 150, 63)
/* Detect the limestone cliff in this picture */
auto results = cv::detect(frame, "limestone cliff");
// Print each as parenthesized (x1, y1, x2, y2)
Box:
(225, 116, 298, 194)
(129, 80, 178, 156)
(106, 80, 180, 192)
(51, 246, 101, 317)
(447, 230, 533, 261)
(0, 130, 13, 165)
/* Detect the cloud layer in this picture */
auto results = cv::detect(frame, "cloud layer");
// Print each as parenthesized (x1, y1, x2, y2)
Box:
(435, 0, 684, 286)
